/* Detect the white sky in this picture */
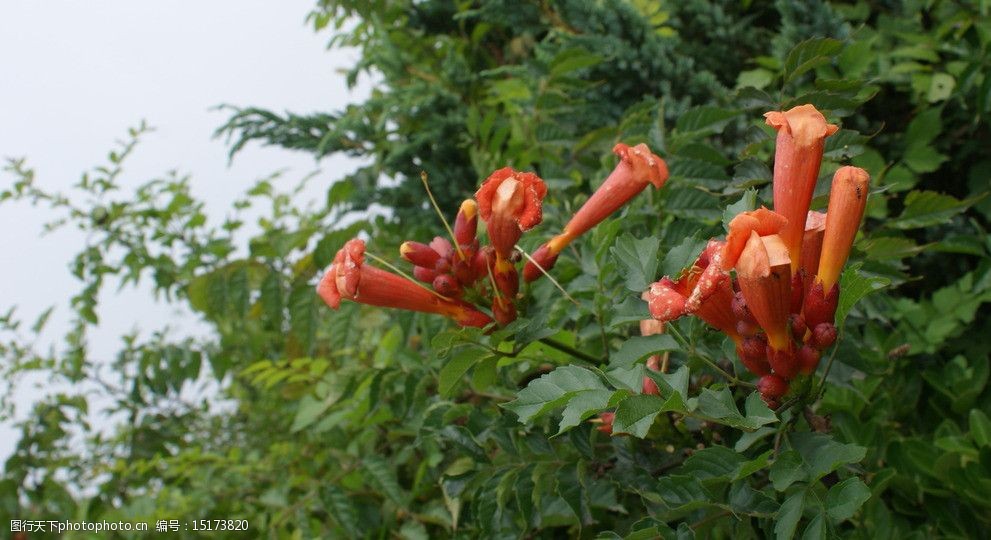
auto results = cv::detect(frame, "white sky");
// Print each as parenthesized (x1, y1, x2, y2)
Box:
(0, 1, 371, 461)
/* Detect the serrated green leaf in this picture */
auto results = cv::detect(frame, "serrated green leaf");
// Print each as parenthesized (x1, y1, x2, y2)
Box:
(826, 477, 871, 522)
(681, 445, 745, 481)
(770, 451, 806, 491)
(775, 490, 806, 540)
(891, 190, 984, 229)
(784, 38, 843, 82)
(439, 347, 489, 398)
(611, 334, 679, 369)
(612, 393, 686, 437)
(323, 485, 360, 537)
(364, 456, 406, 505)
(557, 390, 618, 434)
(661, 233, 706, 278)
(549, 48, 603, 76)
(790, 432, 867, 481)
(675, 106, 739, 134)
(836, 265, 890, 327)
(656, 475, 712, 510)
(611, 234, 661, 292)
(504, 366, 606, 423)
(723, 188, 759, 228)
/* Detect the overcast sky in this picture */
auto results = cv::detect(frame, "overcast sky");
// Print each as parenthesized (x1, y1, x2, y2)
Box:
(0, 1, 370, 460)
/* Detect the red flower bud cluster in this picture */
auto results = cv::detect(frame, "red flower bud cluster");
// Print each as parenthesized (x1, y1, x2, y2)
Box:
(644, 105, 870, 409)
(318, 143, 668, 329)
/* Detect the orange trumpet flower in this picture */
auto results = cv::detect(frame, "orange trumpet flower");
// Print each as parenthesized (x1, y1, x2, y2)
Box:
(765, 104, 838, 273)
(817, 166, 870, 291)
(523, 143, 668, 281)
(734, 232, 792, 352)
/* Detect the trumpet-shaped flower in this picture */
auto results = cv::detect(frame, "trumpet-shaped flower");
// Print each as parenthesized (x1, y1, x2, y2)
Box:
(476, 167, 547, 260)
(523, 143, 668, 281)
(317, 239, 492, 328)
(817, 166, 870, 290)
(735, 232, 792, 351)
(765, 104, 838, 272)
(720, 207, 788, 270)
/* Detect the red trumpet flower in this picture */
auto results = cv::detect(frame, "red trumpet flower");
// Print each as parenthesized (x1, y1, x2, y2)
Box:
(765, 105, 838, 273)
(817, 166, 870, 291)
(524, 143, 668, 281)
(476, 168, 546, 260)
(317, 239, 492, 328)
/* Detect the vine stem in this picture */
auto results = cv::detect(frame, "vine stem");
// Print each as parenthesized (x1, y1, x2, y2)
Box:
(666, 324, 754, 388)
(813, 329, 843, 401)
(538, 337, 605, 364)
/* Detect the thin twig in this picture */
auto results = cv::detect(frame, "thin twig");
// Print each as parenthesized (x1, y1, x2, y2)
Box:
(813, 330, 843, 401)
(666, 324, 754, 388)
(514, 244, 579, 306)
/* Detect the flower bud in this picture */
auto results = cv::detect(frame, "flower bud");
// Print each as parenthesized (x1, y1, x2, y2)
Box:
(803, 280, 839, 328)
(492, 296, 517, 326)
(522, 243, 559, 282)
(732, 291, 756, 324)
(400, 241, 442, 268)
(453, 199, 478, 247)
(810, 323, 837, 350)
(413, 266, 438, 283)
(789, 313, 807, 342)
(757, 374, 789, 400)
(596, 412, 615, 435)
(432, 274, 462, 298)
(738, 336, 771, 376)
(767, 344, 798, 380)
(798, 345, 821, 374)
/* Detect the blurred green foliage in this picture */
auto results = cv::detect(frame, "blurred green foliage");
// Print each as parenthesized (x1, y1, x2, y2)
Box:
(3, 0, 991, 538)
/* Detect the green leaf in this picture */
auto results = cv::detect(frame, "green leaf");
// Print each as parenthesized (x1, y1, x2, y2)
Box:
(549, 48, 603, 76)
(660, 233, 706, 278)
(557, 390, 618, 435)
(790, 432, 867, 481)
(775, 489, 806, 540)
(364, 456, 406, 505)
(969, 409, 991, 448)
(891, 190, 984, 229)
(612, 393, 687, 437)
(826, 477, 871, 522)
(611, 234, 661, 292)
(675, 106, 739, 135)
(680, 445, 746, 482)
(504, 366, 606, 423)
(558, 461, 591, 525)
(904, 107, 942, 149)
(611, 334, 679, 369)
(770, 451, 806, 491)
(439, 347, 490, 398)
(322, 485, 360, 537)
(783, 38, 843, 83)
(835, 265, 890, 327)
(723, 188, 759, 228)
(656, 475, 712, 510)
(697, 388, 776, 430)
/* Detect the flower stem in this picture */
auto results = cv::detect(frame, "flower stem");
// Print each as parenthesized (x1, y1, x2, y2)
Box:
(420, 171, 466, 261)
